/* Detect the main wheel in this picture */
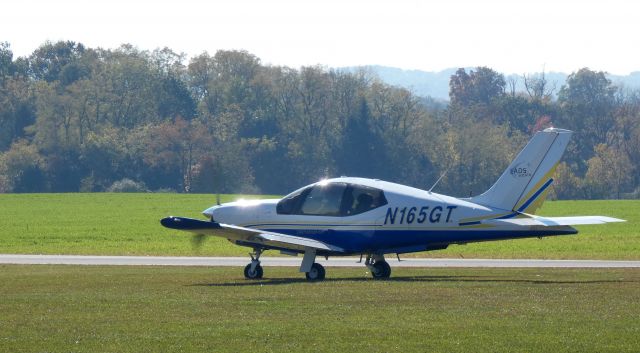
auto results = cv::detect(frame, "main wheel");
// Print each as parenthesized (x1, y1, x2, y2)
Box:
(305, 263, 326, 281)
(244, 263, 264, 279)
(371, 260, 391, 279)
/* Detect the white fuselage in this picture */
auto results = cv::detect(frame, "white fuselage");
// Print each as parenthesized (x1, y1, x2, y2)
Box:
(203, 177, 574, 255)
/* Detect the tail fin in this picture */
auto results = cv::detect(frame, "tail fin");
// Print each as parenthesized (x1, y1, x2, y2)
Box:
(469, 128, 572, 214)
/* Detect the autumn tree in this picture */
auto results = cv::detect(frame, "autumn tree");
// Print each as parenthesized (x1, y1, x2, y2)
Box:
(2, 40, 640, 198)
(424, 122, 525, 197)
(523, 70, 556, 101)
(584, 143, 633, 198)
(27, 41, 86, 83)
(142, 118, 212, 192)
(449, 67, 506, 107)
(550, 162, 582, 200)
(558, 68, 617, 171)
(0, 140, 46, 192)
(0, 42, 14, 84)
(335, 97, 386, 178)
(0, 76, 36, 150)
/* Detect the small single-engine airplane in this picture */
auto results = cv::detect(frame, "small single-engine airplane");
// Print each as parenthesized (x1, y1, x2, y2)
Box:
(161, 128, 624, 281)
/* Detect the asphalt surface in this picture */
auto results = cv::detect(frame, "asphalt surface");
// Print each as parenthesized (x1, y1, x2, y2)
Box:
(1, 254, 640, 268)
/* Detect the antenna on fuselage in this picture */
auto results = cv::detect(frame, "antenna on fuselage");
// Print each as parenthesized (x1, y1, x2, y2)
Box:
(215, 159, 221, 206)
(428, 167, 450, 193)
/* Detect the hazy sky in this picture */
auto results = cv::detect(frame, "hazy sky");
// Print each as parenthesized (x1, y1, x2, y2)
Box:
(2, 0, 639, 74)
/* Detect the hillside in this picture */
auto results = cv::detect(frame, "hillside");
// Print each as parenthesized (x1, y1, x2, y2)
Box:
(345, 65, 640, 100)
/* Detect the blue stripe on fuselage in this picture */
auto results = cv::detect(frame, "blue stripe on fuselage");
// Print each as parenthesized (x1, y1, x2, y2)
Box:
(256, 227, 577, 255)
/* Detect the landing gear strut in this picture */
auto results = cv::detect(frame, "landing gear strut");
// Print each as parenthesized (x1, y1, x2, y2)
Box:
(365, 254, 391, 279)
(244, 248, 264, 279)
(300, 248, 326, 281)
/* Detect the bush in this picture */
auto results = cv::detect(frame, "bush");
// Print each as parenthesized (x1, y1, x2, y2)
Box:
(106, 178, 148, 193)
(0, 140, 47, 193)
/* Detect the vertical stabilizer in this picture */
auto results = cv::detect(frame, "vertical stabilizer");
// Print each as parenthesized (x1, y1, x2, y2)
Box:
(469, 128, 572, 213)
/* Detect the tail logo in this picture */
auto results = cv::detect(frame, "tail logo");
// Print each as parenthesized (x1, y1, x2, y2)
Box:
(510, 162, 532, 178)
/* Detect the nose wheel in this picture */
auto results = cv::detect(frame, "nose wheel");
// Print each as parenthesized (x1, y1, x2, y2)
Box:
(244, 248, 264, 280)
(243, 263, 263, 279)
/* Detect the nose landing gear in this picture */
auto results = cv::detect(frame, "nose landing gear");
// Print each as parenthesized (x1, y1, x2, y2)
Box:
(243, 248, 264, 279)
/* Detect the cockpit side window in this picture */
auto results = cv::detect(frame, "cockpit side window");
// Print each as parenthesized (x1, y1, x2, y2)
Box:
(300, 183, 347, 216)
(276, 182, 386, 217)
(342, 184, 387, 216)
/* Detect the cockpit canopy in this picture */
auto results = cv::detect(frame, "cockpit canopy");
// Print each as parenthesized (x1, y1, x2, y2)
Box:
(277, 182, 387, 217)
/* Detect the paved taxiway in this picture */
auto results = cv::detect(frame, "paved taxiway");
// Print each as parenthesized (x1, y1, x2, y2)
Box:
(1, 254, 639, 268)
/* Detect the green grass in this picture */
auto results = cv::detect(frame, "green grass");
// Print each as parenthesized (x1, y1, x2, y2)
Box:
(0, 193, 638, 259)
(0, 193, 272, 256)
(1, 265, 639, 353)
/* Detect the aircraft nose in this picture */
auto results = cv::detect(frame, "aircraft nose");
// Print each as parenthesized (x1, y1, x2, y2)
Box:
(202, 205, 221, 220)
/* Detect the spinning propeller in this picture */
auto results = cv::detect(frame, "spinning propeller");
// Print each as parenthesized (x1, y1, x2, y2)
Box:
(191, 233, 207, 250)
(191, 192, 220, 250)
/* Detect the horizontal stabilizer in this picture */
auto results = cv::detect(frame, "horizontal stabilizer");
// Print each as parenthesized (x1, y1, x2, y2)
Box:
(485, 216, 625, 227)
(160, 216, 343, 253)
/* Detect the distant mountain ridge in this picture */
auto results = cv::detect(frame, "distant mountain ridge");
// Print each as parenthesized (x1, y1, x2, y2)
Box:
(341, 65, 640, 100)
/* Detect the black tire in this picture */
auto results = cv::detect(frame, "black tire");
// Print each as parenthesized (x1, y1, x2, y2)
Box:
(371, 260, 391, 279)
(244, 263, 263, 279)
(305, 263, 326, 281)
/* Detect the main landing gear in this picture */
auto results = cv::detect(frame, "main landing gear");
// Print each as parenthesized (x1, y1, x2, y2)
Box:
(242, 250, 392, 281)
(300, 248, 325, 281)
(365, 254, 391, 279)
(243, 247, 326, 281)
(305, 262, 325, 281)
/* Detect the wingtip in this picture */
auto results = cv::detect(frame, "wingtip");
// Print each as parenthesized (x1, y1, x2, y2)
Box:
(602, 216, 626, 223)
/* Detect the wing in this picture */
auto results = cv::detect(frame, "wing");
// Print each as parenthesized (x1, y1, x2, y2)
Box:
(485, 215, 625, 227)
(160, 216, 344, 253)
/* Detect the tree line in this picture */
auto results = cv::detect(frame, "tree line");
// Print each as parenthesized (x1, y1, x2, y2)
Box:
(1, 41, 639, 199)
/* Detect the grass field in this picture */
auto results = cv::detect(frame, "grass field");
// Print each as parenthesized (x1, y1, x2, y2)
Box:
(1, 196, 639, 353)
(1, 265, 639, 353)
(0, 193, 638, 259)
